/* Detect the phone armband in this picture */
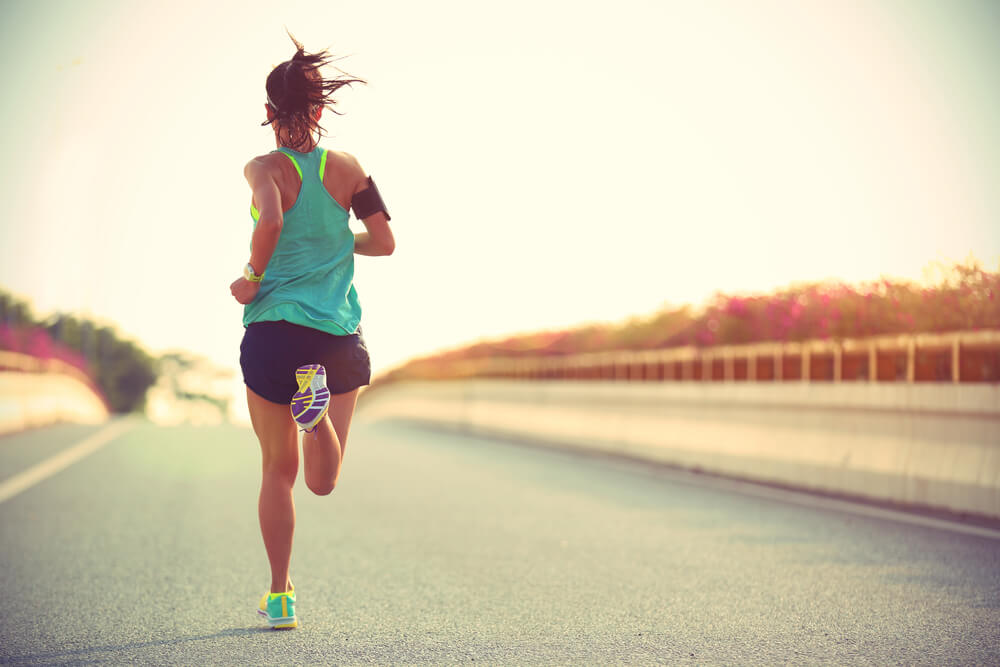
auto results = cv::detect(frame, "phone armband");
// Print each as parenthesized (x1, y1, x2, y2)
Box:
(351, 176, 391, 221)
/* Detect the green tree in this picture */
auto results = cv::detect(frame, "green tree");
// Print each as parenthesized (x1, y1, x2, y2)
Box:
(2, 289, 159, 413)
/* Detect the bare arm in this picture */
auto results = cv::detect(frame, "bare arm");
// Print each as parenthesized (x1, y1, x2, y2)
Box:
(354, 210, 394, 256)
(350, 166, 394, 256)
(245, 158, 284, 274)
(231, 157, 284, 304)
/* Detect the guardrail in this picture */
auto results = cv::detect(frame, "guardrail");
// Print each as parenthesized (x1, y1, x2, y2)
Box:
(359, 378, 1000, 518)
(423, 330, 1000, 384)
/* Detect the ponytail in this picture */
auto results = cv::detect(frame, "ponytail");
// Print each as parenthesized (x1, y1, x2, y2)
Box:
(262, 32, 365, 147)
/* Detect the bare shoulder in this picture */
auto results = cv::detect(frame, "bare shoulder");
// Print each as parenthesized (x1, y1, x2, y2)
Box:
(325, 149, 363, 170)
(323, 149, 368, 192)
(243, 152, 285, 180)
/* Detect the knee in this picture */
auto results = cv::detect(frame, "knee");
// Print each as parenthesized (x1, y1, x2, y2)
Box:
(263, 459, 298, 486)
(307, 477, 337, 496)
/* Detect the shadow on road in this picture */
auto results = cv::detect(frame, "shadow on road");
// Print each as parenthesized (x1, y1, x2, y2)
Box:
(7, 627, 269, 664)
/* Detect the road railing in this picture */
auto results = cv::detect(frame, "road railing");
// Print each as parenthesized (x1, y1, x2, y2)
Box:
(424, 329, 1000, 384)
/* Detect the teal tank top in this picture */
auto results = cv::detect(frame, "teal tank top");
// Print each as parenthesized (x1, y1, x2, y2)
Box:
(242, 146, 362, 335)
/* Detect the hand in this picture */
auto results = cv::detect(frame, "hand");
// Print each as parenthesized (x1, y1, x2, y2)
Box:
(230, 277, 261, 305)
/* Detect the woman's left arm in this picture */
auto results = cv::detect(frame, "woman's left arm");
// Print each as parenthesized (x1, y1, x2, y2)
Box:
(231, 158, 284, 305)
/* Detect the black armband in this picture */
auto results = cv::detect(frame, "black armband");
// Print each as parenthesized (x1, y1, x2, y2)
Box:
(351, 176, 391, 221)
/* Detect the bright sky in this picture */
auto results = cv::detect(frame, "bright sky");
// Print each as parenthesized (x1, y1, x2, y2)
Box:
(1, 0, 998, 393)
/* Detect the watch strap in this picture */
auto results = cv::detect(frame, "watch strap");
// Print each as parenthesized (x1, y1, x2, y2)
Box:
(243, 263, 264, 283)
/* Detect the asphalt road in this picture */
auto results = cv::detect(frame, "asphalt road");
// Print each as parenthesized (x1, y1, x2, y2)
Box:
(0, 416, 998, 665)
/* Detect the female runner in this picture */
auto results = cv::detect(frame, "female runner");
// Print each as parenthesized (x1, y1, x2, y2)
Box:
(230, 36, 394, 630)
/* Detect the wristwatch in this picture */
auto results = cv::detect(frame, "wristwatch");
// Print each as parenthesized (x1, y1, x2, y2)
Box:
(243, 263, 264, 283)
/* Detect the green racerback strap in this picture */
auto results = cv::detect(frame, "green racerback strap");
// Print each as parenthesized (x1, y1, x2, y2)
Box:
(250, 148, 326, 221)
(276, 150, 303, 180)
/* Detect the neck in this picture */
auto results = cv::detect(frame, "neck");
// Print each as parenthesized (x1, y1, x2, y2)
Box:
(274, 129, 316, 153)
(276, 139, 317, 153)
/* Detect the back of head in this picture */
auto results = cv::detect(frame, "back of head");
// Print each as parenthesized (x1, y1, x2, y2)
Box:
(263, 33, 365, 148)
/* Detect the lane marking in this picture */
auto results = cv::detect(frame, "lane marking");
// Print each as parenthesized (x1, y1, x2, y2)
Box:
(0, 419, 134, 504)
(696, 474, 1000, 541)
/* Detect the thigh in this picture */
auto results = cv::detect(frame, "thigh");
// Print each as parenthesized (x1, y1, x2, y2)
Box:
(247, 386, 298, 468)
(328, 389, 360, 456)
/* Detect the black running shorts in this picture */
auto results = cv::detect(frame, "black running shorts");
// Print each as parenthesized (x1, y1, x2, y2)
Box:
(240, 320, 371, 404)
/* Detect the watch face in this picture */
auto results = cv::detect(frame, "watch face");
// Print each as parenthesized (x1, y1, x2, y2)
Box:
(243, 264, 257, 281)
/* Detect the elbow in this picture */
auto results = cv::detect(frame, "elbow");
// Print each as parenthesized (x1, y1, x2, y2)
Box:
(258, 216, 283, 234)
(256, 209, 283, 233)
(372, 231, 394, 256)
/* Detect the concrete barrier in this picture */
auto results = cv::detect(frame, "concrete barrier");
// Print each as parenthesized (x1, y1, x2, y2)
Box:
(358, 379, 1000, 519)
(0, 371, 109, 435)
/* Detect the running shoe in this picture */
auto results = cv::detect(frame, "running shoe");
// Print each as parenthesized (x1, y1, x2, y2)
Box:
(257, 583, 297, 629)
(291, 364, 330, 432)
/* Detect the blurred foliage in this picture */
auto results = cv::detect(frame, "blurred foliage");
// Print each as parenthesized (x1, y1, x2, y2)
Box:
(380, 260, 999, 383)
(149, 351, 233, 424)
(0, 290, 158, 413)
(156, 352, 230, 414)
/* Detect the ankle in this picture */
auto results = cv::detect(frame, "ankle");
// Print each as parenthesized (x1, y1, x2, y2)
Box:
(270, 579, 292, 594)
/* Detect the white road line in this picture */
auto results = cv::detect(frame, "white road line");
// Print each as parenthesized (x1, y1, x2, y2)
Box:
(0, 419, 134, 504)
(726, 480, 1000, 540)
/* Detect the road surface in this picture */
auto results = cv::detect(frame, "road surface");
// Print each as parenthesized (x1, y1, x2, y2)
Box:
(1, 417, 998, 664)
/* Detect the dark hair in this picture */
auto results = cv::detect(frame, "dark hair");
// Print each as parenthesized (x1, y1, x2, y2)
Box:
(262, 33, 365, 148)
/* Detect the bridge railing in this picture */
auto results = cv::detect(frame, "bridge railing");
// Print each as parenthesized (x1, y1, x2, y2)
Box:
(435, 330, 1000, 384)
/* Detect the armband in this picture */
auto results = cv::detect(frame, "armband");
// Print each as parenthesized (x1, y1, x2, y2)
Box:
(351, 176, 391, 221)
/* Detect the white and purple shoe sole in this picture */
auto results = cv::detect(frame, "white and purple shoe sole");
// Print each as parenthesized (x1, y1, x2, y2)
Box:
(291, 364, 330, 431)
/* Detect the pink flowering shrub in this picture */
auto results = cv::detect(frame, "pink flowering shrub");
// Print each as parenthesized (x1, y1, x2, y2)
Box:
(660, 262, 997, 349)
(0, 323, 100, 385)
(379, 261, 999, 383)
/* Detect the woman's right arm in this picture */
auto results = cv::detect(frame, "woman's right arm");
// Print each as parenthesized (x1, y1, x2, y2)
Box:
(347, 157, 394, 257)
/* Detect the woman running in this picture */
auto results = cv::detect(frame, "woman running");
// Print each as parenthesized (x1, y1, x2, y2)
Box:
(230, 36, 394, 630)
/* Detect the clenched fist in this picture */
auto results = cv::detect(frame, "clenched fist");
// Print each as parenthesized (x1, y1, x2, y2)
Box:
(230, 277, 261, 305)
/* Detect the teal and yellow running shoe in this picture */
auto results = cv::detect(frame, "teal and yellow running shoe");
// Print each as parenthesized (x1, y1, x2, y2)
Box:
(291, 364, 330, 432)
(257, 584, 297, 629)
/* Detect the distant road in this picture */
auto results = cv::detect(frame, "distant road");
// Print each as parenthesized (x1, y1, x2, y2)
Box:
(1, 419, 998, 665)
